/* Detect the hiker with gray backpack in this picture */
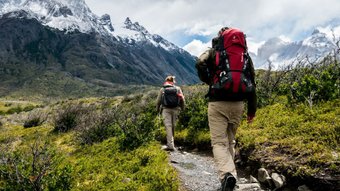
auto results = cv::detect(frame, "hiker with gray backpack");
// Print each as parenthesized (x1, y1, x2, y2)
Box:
(156, 75, 185, 151)
(196, 27, 257, 191)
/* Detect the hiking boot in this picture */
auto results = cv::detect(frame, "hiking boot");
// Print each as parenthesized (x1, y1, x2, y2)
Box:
(161, 145, 176, 152)
(221, 172, 236, 191)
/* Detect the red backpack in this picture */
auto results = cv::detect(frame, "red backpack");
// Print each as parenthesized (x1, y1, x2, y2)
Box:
(210, 28, 254, 95)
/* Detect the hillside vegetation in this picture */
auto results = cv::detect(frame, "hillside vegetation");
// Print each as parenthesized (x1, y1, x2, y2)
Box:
(0, 94, 179, 191)
(0, 55, 339, 190)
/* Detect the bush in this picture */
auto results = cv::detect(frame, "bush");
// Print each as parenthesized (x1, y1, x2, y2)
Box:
(22, 105, 37, 112)
(177, 89, 210, 147)
(74, 95, 159, 149)
(53, 104, 88, 133)
(6, 106, 23, 114)
(255, 68, 288, 107)
(107, 101, 158, 150)
(111, 94, 159, 150)
(254, 56, 340, 108)
(23, 109, 46, 128)
(279, 57, 340, 107)
(76, 108, 119, 145)
(0, 140, 73, 190)
(118, 111, 157, 150)
(24, 117, 43, 128)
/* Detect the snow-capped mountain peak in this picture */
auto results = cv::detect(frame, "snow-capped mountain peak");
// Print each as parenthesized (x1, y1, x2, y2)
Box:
(99, 14, 114, 32)
(0, 0, 97, 33)
(302, 30, 330, 48)
(113, 17, 178, 51)
(253, 25, 339, 69)
(123, 17, 148, 34)
(0, 0, 180, 51)
(0, 0, 199, 88)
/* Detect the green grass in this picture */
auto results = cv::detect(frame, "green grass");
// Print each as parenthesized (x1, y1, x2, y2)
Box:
(0, 96, 179, 191)
(237, 99, 340, 176)
(1, 87, 339, 189)
(71, 139, 178, 191)
(0, 124, 179, 191)
(174, 85, 339, 178)
(0, 100, 41, 115)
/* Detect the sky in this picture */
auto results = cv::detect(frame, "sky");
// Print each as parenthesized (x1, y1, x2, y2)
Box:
(85, 0, 340, 56)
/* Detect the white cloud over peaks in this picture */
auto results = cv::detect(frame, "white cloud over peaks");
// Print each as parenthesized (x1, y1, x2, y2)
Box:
(85, 0, 340, 47)
(246, 39, 265, 55)
(184, 38, 267, 57)
(183, 39, 210, 57)
(278, 35, 292, 43)
(317, 25, 340, 40)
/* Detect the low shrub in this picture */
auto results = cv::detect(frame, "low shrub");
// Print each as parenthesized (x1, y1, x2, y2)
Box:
(23, 117, 43, 128)
(0, 140, 73, 190)
(53, 104, 89, 133)
(177, 88, 210, 148)
(76, 108, 119, 145)
(6, 106, 22, 114)
(118, 111, 157, 150)
(22, 105, 37, 112)
(74, 96, 158, 149)
(23, 109, 46, 128)
(280, 58, 340, 107)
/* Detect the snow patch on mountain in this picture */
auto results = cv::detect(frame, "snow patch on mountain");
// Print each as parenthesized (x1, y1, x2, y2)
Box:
(253, 25, 339, 69)
(0, 0, 180, 52)
(316, 25, 340, 40)
(0, 0, 99, 33)
(112, 17, 178, 51)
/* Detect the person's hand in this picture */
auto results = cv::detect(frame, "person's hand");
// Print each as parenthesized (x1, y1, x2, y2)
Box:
(247, 114, 255, 124)
(156, 106, 161, 114)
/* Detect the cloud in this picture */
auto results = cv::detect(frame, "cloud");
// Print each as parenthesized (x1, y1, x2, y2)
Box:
(85, 0, 340, 45)
(182, 37, 266, 56)
(183, 39, 210, 57)
(246, 38, 265, 55)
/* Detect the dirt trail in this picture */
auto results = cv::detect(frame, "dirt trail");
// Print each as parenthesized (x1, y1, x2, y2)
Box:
(169, 150, 265, 191)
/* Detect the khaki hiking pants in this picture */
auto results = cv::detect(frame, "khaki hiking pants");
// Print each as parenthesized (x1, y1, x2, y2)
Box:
(162, 107, 180, 150)
(208, 101, 244, 181)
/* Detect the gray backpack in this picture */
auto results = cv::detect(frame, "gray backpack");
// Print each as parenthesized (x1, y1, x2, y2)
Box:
(162, 86, 179, 108)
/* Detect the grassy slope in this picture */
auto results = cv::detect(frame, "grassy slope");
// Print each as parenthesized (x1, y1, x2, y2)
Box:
(1, 91, 339, 189)
(237, 99, 340, 178)
(1, 70, 158, 100)
(174, 85, 339, 180)
(0, 99, 179, 191)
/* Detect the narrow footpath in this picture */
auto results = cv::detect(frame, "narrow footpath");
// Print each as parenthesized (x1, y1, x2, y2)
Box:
(169, 150, 265, 191)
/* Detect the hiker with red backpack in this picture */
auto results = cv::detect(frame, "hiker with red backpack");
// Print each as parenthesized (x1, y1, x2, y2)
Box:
(156, 75, 185, 151)
(196, 27, 257, 191)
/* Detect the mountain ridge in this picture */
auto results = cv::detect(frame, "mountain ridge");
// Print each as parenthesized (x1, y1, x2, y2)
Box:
(252, 26, 340, 69)
(0, 0, 199, 97)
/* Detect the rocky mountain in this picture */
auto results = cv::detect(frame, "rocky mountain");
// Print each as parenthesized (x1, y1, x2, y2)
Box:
(0, 0, 198, 97)
(252, 26, 340, 69)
